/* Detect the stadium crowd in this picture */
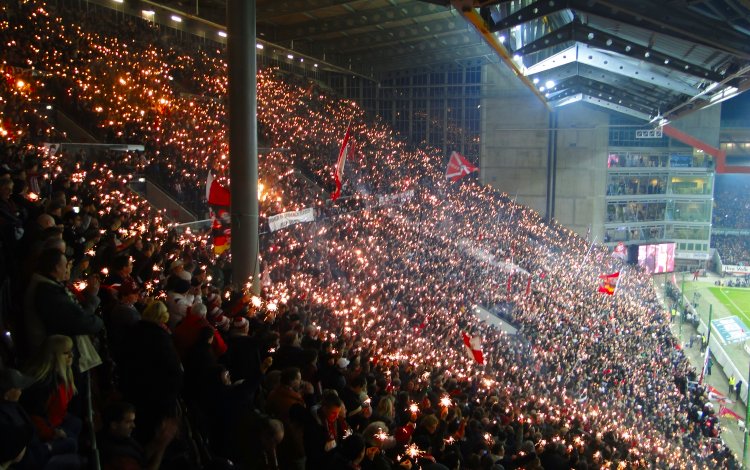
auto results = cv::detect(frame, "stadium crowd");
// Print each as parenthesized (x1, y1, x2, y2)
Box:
(0, 1, 742, 469)
(711, 177, 750, 267)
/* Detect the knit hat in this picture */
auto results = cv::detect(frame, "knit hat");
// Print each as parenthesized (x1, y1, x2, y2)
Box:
(191, 303, 208, 318)
(213, 314, 231, 332)
(231, 316, 249, 331)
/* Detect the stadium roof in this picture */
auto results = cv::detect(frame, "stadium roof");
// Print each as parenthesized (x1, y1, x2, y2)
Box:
(155, 0, 750, 122)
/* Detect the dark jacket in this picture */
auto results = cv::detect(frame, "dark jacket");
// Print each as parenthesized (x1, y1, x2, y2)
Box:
(116, 320, 183, 415)
(25, 273, 103, 351)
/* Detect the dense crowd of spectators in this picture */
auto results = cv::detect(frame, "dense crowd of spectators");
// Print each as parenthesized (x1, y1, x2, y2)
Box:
(712, 235, 750, 266)
(711, 176, 750, 266)
(713, 177, 750, 230)
(0, 1, 743, 469)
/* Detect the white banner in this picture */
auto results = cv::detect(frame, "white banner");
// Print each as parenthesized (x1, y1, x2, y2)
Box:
(42, 142, 61, 156)
(377, 190, 414, 207)
(268, 208, 315, 232)
(723, 265, 750, 275)
(458, 238, 529, 275)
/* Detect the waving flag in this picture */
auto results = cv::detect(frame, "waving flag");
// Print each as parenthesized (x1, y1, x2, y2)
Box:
(446, 151, 479, 182)
(332, 122, 353, 201)
(462, 332, 484, 365)
(598, 271, 620, 295)
(206, 172, 231, 207)
(346, 138, 357, 162)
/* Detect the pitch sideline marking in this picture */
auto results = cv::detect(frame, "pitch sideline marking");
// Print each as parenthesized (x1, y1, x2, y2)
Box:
(714, 288, 749, 324)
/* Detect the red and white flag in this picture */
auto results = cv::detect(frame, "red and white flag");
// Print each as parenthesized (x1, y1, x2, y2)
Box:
(706, 383, 733, 403)
(462, 332, 484, 365)
(597, 271, 619, 295)
(445, 151, 478, 182)
(206, 172, 231, 207)
(332, 122, 354, 201)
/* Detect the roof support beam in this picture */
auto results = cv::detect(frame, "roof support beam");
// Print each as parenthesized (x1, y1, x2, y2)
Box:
(570, 23, 725, 83)
(545, 76, 659, 110)
(514, 22, 575, 55)
(580, 95, 653, 120)
(487, 0, 566, 32)
(452, 1, 549, 108)
(569, 0, 750, 59)
(526, 43, 700, 96)
(517, 22, 723, 84)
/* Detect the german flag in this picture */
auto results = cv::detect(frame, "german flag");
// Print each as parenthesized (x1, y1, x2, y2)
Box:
(598, 272, 619, 295)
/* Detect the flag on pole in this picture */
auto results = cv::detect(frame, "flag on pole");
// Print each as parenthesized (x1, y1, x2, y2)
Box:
(699, 346, 711, 385)
(445, 151, 479, 182)
(598, 271, 619, 295)
(206, 172, 231, 207)
(346, 138, 357, 162)
(332, 121, 353, 201)
(210, 209, 231, 255)
(462, 332, 484, 364)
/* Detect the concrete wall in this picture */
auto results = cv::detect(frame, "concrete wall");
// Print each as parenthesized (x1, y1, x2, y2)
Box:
(480, 63, 609, 236)
(554, 104, 609, 238)
(480, 64, 549, 215)
(670, 105, 722, 147)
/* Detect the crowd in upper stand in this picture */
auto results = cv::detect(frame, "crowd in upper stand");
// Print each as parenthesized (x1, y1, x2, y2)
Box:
(712, 178, 750, 266)
(0, 1, 742, 469)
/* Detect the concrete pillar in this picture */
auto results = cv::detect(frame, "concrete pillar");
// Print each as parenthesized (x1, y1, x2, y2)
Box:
(227, 0, 259, 292)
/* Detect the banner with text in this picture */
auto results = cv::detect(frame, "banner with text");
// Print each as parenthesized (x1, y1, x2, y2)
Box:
(377, 190, 415, 207)
(711, 316, 750, 345)
(268, 208, 315, 232)
(723, 265, 750, 275)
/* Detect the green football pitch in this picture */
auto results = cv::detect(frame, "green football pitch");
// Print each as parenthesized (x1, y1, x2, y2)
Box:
(708, 286, 750, 326)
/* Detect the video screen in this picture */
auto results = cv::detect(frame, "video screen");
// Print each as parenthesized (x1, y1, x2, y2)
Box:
(638, 243, 676, 273)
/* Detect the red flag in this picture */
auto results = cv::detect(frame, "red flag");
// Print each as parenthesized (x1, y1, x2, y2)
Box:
(462, 332, 484, 364)
(506, 273, 513, 293)
(598, 271, 619, 295)
(719, 406, 742, 421)
(347, 138, 357, 161)
(526, 276, 532, 296)
(206, 172, 231, 207)
(445, 151, 478, 182)
(598, 272, 620, 280)
(332, 122, 353, 201)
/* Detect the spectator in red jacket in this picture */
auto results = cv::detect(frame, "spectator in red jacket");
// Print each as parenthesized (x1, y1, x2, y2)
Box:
(21, 335, 83, 466)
